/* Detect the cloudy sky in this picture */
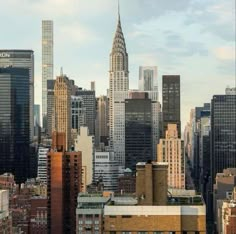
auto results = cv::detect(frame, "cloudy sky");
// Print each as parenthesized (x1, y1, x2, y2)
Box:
(1, 0, 235, 127)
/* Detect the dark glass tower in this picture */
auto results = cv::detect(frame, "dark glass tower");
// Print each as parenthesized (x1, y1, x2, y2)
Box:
(125, 92, 152, 171)
(162, 75, 181, 138)
(211, 95, 236, 183)
(0, 67, 30, 183)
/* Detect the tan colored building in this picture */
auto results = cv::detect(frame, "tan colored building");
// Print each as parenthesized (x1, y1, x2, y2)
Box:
(75, 126, 94, 192)
(53, 74, 72, 150)
(157, 124, 185, 189)
(103, 161, 206, 234)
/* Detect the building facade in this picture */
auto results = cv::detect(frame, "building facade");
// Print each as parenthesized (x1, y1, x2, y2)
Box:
(0, 50, 34, 141)
(75, 126, 94, 191)
(47, 132, 82, 234)
(37, 146, 49, 183)
(0, 67, 30, 183)
(42, 20, 53, 129)
(109, 10, 129, 166)
(47, 79, 55, 136)
(162, 75, 181, 138)
(211, 94, 236, 185)
(34, 104, 40, 137)
(125, 92, 152, 171)
(94, 151, 121, 191)
(53, 75, 72, 150)
(157, 124, 185, 189)
(76, 89, 96, 136)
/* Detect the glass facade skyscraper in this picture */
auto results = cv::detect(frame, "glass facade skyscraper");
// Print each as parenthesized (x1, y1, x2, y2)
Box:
(42, 20, 53, 129)
(0, 50, 34, 141)
(139, 66, 158, 91)
(211, 94, 236, 184)
(125, 93, 152, 171)
(0, 67, 30, 183)
(162, 75, 181, 138)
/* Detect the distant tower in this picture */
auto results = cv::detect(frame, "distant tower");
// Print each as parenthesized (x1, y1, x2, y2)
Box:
(91, 81, 95, 91)
(53, 74, 72, 150)
(42, 20, 53, 130)
(109, 3, 129, 165)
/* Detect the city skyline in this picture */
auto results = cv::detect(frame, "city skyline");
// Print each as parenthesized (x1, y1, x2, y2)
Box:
(1, 0, 235, 128)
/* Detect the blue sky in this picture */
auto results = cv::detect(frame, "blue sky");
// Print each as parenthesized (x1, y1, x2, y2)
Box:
(1, 0, 235, 127)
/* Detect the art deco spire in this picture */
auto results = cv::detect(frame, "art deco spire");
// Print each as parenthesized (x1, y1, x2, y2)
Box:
(111, 0, 127, 54)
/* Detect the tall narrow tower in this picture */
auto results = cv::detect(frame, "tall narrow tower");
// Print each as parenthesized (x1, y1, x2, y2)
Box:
(109, 3, 129, 160)
(42, 20, 53, 129)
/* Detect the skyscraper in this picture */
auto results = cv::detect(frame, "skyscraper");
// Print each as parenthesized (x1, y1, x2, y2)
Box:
(157, 124, 185, 189)
(162, 75, 181, 138)
(47, 79, 55, 136)
(42, 20, 53, 129)
(211, 93, 236, 185)
(47, 132, 82, 234)
(109, 6, 129, 165)
(139, 66, 158, 91)
(34, 104, 40, 137)
(0, 50, 34, 141)
(138, 66, 160, 158)
(125, 92, 152, 171)
(76, 89, 96, 135)
(0, 67, 30, 183)
(96, 95, 109, 146)
(53, 74, 72, 150)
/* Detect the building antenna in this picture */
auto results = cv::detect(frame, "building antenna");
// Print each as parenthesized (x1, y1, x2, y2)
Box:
(118, 0, 120, 20)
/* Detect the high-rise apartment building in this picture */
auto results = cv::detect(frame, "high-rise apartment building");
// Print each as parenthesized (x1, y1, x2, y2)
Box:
(53, 74, 72, 150)
(37, 146, 50, 183)
(42, 20, 53, 129)
(157, 124, 185, 189)
(211, 94, 236, 185)
(0, 50, 34, 141)
(47, 79, 55, 136)
(76, 89, 96, 135)
(0, 67, 30, 184)
(109, 9, 129, 166)
(125, 92, 152, 171)
(162, 75, 181, 138)
(47, 132, 82, 234)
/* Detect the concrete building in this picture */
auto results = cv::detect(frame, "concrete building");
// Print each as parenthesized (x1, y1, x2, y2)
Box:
(0, 190, 12, 234)
(0, 50, 34, 141)
(125, 92, 152, 171)
(76, 193, 110, 234)
(109, 8, 129, 166)
(0, 67, 30, 184)
(118, 168, 136, 194)
(46, 79, 55, 136)
(37, 146, 50, 183)
(42, 20, 53, 129)
(76, 89, 96, 136)
(47, 132, 82, 234)
(75, 127, 94, 191)
(157, 124, 185, 189)
(94, 151, 121, 192)
(162, 75, 181, 138)
(53, 74, 72, 150)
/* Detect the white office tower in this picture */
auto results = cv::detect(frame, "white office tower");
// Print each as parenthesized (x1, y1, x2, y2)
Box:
(139, 66, 160, 158)
(94, 151, 121, 192)
(42, 20, 53, 129)
(37, 146, 49, 183)
(109, 7, 129, 166)
(75, 127, 94, 192)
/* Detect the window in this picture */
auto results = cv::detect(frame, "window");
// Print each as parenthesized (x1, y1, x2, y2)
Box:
(122, 232, 131, 234)
(169, 232, 176, 234)
(153, 232, 163, 234)
(138, 232, 147, 234)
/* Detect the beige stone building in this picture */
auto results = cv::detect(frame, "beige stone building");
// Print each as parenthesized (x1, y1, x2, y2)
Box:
(157, 124, 185, 189)
(75, 126, 94, 192)
(52, 74, 72, 150)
